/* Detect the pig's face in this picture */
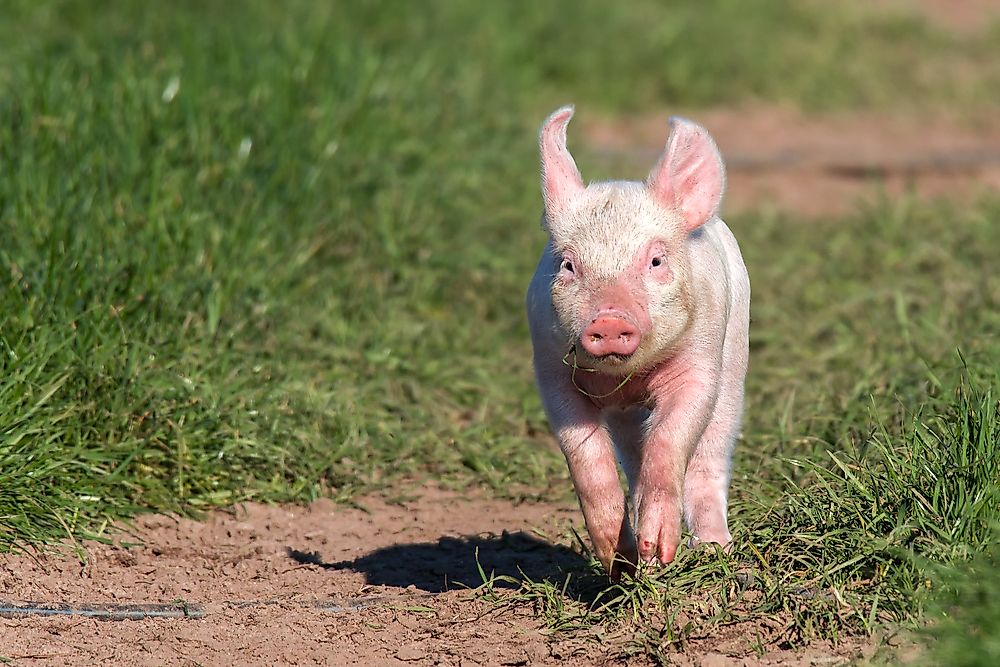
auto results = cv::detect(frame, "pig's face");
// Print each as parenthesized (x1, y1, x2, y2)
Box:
(538, 106, 725, 377)
(545, 184, 694, 375)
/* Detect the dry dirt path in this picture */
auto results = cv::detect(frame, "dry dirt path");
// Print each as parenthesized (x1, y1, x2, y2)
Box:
(2, 489, 579, 666)
(584, 106, 1000, 217)
(1, 488, 873, 666)
(871, 0, 1000, 33)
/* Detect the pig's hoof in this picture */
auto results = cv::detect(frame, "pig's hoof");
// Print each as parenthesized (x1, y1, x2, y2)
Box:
(637, 539, 677, 567)
(638, 538, 657, 562)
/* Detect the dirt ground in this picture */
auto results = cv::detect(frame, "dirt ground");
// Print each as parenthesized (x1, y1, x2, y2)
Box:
(2, 488, 878, 666)
(584, 106, 1000, 217)
(870, 0, 1000, 33)
(2, 489, 577, 666)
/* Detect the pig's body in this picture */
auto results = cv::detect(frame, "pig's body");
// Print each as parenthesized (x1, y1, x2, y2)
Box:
(526, 108, 749, 577)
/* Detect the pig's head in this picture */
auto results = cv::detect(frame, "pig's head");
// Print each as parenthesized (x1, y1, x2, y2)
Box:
(538, 105, 725, 376)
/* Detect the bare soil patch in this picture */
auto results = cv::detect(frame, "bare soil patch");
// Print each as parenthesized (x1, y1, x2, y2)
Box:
(869, 0, 1000, 33)
(584, 106, 1000, 217)
(3, 489, 575, 666)
(1, 488, 875, 666)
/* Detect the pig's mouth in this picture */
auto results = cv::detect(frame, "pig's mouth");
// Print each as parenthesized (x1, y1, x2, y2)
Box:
(572, 340, 637, 366)
(562, 344, 638, 399)
(563, 344, 634, 368)
(587, 351, 633, 365)
(562, 343, 636, 373)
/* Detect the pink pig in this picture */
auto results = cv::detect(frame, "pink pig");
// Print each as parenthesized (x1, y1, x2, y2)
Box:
(526, 106, 750, 578)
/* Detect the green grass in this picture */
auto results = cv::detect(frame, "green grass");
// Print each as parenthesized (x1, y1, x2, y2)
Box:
(1, 0, 999, 662)
(919, 537, 1000, 666)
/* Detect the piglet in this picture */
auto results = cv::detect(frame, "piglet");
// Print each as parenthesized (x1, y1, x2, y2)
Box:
(526, 106, 750, 578)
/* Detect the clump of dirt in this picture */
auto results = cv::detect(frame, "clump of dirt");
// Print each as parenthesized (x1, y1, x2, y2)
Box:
(583, 106, 1000, 217)
(0, 488, 875, 666)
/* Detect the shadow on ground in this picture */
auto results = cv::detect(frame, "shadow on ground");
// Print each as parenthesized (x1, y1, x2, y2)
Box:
(286, 531, 590, 593)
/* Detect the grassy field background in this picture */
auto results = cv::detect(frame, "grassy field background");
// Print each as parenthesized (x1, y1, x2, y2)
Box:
(1, 0, 999, 663)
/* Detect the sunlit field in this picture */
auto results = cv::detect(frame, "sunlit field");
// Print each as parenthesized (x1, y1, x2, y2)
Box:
(1, 1, 998, 663)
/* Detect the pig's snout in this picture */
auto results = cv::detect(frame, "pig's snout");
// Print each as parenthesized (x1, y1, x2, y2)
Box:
(581, 314, 640, 358)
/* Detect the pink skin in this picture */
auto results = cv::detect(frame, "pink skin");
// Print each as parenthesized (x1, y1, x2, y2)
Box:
(527, 105, 749, 575)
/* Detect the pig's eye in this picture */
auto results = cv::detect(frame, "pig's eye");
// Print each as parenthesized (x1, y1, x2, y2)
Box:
(560, 258, 575, 274)
(650, 256, 665, 269)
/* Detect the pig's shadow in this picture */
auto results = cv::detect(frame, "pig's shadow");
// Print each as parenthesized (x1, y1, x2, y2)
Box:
(286, 530, 592, 593)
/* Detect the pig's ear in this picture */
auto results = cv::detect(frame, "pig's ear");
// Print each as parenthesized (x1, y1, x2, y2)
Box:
(646, 117, 725, 232)
(540, 105, 584, 218)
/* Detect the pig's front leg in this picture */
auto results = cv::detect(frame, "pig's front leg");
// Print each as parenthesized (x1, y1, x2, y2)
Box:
(535, 366, 636, 578)
(633, 373, 719, 565)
